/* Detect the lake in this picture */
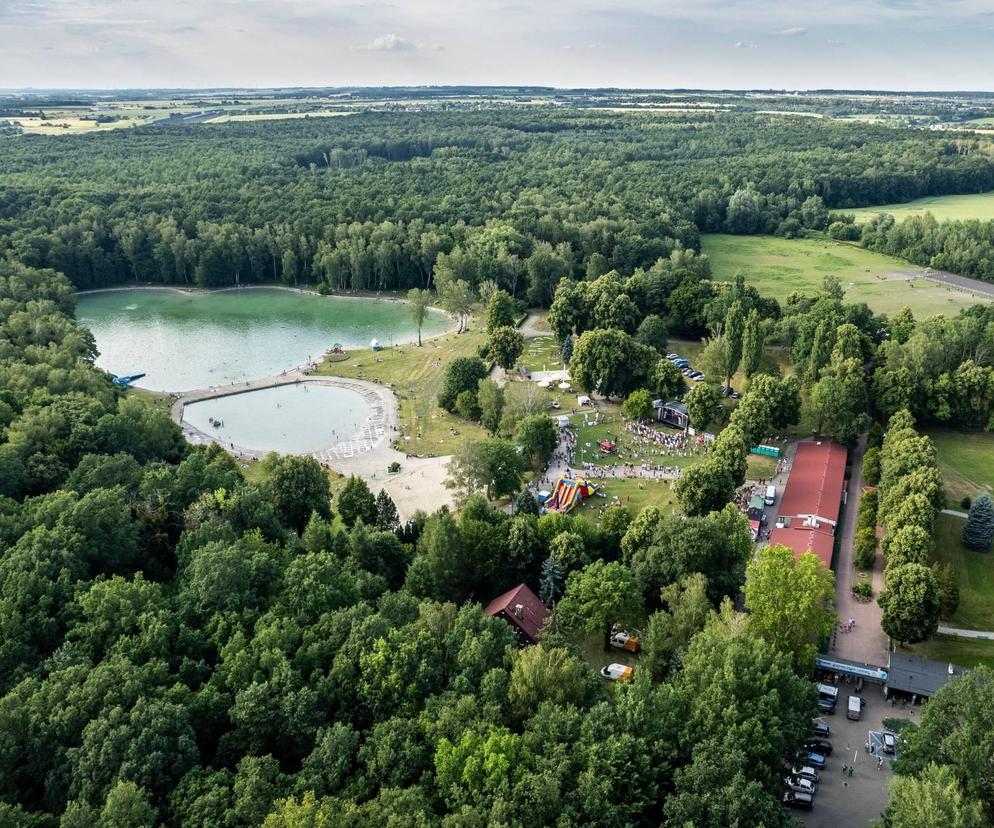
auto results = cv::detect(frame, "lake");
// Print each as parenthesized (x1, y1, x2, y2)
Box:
(183, 383, 370, 455)
(76, 287, 450, 392)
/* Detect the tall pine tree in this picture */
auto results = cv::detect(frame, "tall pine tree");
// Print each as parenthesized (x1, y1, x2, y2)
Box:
(539, 552, 565, 608)
(962, 493, 994, 552)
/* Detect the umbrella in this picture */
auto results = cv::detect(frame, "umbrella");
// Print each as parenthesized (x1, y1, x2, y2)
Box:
(558, 381, 571, 390)
(537, 379, 551, 388)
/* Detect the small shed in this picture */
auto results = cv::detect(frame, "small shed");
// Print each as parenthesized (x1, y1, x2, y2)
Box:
(485, 583, 549, 646)
(577, 395, 591, 406)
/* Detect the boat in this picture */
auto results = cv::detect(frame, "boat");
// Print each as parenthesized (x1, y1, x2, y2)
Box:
(110, 372, 146, 387)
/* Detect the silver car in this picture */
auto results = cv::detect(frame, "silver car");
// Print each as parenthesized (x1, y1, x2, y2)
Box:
(784, 776, 816, 796)
(792, 765, 820, 784)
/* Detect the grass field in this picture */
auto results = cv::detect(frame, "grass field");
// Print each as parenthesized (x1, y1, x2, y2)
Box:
(313, 324, 489, 457)
(702, 234, 992, 317)
(928, 429, 994, 506)
(848, 191, 994, 223)
(571, 476, 680, 525)
(905, 636, 994, 669)
(931, 512, 994, 631)
(520, 335, 564, 372)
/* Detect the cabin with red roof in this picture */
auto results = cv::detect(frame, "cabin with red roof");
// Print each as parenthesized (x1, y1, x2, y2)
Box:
(484, 583, 549, 646)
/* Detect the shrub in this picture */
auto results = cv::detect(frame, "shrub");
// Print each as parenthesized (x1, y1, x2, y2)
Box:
(852, 579, 873, 599)
(961, 496, 972, 510)
(854, 527, 878, 569)
(862, 447, 881, 486)
(455, 390, 480, 421)
(388, 461, 401, 473)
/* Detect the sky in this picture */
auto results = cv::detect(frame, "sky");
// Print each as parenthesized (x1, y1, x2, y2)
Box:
(2, 0, 994, 91)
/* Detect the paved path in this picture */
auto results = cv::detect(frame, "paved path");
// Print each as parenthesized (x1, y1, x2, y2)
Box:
(941, 508, 970, 519)
(831, 434, 891, 665)
(920, 268, 994, 299)
(937, 625, 994, 639)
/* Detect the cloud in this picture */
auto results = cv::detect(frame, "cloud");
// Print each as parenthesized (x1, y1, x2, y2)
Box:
(827, 38, 846, 45)
(734, 40, 758, 48)
(355, 33, 416, 51)
(775, 26, 808, 36)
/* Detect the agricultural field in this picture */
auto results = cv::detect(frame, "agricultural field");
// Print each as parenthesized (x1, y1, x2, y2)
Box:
(928, 429, 994, 506)
(702, 233, 993, 317)
(931, 513, 994, 631)
(848, 191, 994, 223)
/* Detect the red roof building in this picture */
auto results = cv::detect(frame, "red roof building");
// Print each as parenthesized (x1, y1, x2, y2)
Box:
(769, 526, 835, 569)
(778, 441, 848, 530)
(484, 583, 549, 646)
(770, 441, 848, 569)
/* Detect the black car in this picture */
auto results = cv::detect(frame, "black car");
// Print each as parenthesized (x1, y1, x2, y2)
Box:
(804, 738, 833, 756)
(811, 721, 830, 737)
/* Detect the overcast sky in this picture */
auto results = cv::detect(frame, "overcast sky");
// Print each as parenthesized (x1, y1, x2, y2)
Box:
(2, 0, 994, 91)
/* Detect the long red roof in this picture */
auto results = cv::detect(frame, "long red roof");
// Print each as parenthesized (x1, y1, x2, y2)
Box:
(769, 526, 835, 569)
(778, 441, 847, 527)
(484, 583, 548, 641)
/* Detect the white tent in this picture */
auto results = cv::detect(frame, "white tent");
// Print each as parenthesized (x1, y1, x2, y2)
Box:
(370, 338, 382, 350)
(536, 379, 551, 389)
(577, 395, 591, 406)
(558, 381, 571, 390)
(556, 415, 570, 428)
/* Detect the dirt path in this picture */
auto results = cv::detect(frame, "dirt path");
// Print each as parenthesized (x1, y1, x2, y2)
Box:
(831, 434, 890, 666)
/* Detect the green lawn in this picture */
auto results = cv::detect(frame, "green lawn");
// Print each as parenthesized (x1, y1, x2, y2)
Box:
(931, 512, 994, 631)
(904, 636, 994, 670)
(520, 335, 564, 372)
(928, 429, 994, 507)
(848, 191, 994, 223)
(701, 233, 991, 318)
(571, 476, 681, 525)
(568, 416, 707, 470)
(313, 323, 489, 457)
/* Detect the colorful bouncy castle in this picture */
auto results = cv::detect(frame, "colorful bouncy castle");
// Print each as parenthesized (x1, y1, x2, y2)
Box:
(543, 476, 597, 514)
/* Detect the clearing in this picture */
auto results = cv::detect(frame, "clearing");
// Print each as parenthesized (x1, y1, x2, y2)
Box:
(702, 234, 992, 317)
(931, 512, 994, 632)
(928, 429, 994, 507)
(848, 191, 994, 223)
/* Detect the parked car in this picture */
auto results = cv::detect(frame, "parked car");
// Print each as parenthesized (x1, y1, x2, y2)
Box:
(805, 738, 833, 755)
(883, 732, 897, 754)
(796, 751, 826, 769)
(811, 720, 830, 737)
(692, 375, 706, 382)
(609, 631, 640, 653)
(674, 358, 690, 368)
(666, 353, 679, 360)
(792, 765, 820, 784)
(681, 367, 694, 375)
(817, 698, 836, 714)
(689, 371, 703, 379)
(729, 390, 741, 399)
(783, 791, 814, 811)
(784, 776, 816, 795)
(599, 663, 634, 682)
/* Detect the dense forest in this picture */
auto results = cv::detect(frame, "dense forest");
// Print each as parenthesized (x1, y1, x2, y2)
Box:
(3, 110, 994, 293)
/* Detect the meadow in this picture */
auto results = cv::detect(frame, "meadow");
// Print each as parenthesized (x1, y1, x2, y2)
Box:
(848, 191, 994, 223)
(701, 233, 992, 317)
(931, 513, 994, 632)
(928, 429, 994, 506)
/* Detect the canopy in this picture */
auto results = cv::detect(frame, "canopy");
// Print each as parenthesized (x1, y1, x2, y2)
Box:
(577, 395, 591, 405)
(558, 381, 571, 390)
(537, 379, 551, 388)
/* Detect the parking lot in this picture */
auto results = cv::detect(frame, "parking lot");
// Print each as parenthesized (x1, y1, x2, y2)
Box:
(797, 685, 915, 827)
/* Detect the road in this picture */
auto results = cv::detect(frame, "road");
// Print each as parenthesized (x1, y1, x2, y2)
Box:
(831, 434, 890, 666)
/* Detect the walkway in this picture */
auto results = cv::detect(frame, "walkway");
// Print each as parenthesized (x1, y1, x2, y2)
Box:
(941, 508, 970, 519)
(937, 625, 994, 639)
(920, 268, 994, 299)
(831, 434, 891, 665)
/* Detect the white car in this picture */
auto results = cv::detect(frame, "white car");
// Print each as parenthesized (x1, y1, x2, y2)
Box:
(784, 776, 816, 796)
(599, 663, 634, 682)
(883, 732, 897, 754)
(792, 766, 820, 784)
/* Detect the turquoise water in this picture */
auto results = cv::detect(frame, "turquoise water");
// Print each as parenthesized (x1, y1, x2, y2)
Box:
(183, 383, 368, 455)
(76, 287, 449, 392)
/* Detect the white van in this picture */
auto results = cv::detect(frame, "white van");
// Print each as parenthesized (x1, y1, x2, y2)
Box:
(847, 695, 862, 720)
(765, 485, 776, 506)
